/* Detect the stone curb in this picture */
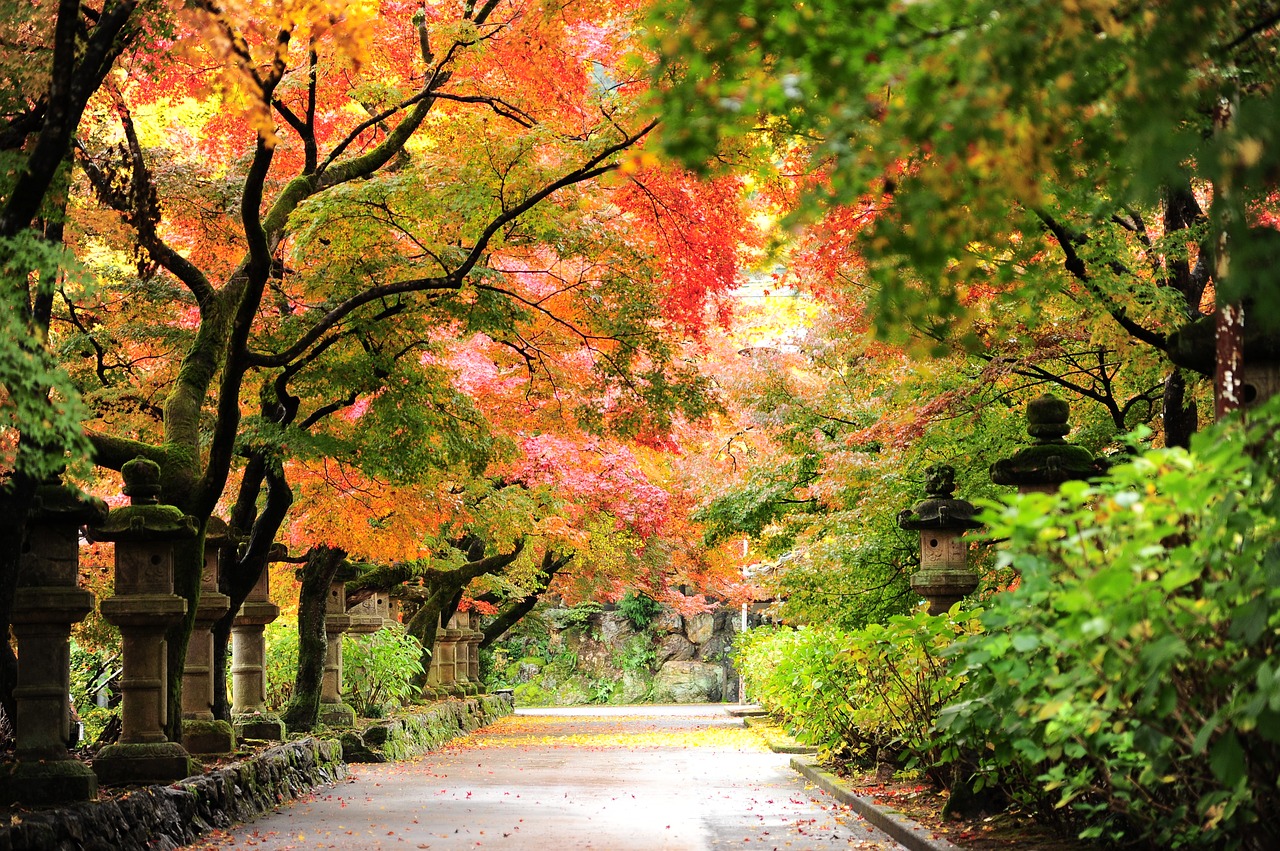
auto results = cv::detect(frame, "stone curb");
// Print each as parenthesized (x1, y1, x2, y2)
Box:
(791, 756, 964, 851)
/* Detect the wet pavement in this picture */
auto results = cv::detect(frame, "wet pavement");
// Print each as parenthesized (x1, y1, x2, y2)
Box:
(186, 705, 907, 850)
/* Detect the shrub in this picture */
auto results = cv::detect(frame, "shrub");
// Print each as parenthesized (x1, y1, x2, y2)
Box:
(263, 619, 298, 711)
(936, 403, 1280, 848)
(734, 614, 977, 769)
(617, 592, 662, 630)
(343, 625, 426, 717)
(69, 639, 118, 743)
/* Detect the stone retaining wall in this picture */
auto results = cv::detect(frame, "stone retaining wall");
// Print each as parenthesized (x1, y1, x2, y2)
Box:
(0, 737, 344, 851)
(0, 695, 514, 851)
(342, 694, 514, 762)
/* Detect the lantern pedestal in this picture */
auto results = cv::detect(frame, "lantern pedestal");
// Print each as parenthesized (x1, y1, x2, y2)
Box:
(90, 457, 199, 787)
(183, 518, 234, 754)
(320, 613, 355, 727)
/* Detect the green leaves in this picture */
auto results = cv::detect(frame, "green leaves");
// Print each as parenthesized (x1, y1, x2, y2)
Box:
(936, 397, 1280, 847)
(0, 234, 94, 482)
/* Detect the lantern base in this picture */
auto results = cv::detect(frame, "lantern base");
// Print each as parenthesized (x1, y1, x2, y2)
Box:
(0, 758, 98, 805)
(182, 719, 236, 755)
(93, 741, 198, 787)
(234, 711, 285, 741)
(319, 701, 356, 728)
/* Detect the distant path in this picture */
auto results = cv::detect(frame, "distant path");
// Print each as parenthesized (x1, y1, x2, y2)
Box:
(187, 705, 906, 850)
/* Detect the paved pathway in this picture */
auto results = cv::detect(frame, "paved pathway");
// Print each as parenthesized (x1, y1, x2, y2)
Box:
(187, 705, 907, 850)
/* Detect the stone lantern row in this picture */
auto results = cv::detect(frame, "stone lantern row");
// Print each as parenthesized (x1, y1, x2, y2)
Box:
(0, 457, 423, 806)
(900, 346, 1280, 616)
(423, 611, 484, 700)
(898, 393, 1109, 615)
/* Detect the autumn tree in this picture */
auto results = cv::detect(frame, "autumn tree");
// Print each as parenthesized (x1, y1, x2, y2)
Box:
(0, 0, 173, 727)
(654, 0, 1280, 438)
(51, 0, 746, 738)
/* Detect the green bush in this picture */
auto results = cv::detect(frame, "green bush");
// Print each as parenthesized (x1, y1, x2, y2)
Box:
(69, 639, 118, 743)
(554, 601, 603, 631)
(343, 625, 426, 717)
(735, 614, 976, 768)
(263, 619, 298, 711)
(936, 404, 1280, 848)
(617, 592, 662, 630)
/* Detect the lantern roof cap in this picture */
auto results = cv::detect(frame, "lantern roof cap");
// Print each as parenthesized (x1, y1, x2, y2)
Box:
(898, 464, 980, 532)
(990, 394, 1107, 487)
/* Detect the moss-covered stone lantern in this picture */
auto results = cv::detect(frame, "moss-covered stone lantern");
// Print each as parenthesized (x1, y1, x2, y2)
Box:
(89, 457, 199, 786)
(898, 464, 981, 616)
(464, 610, 484, 694)
(181, 516, 234, 754)
(320, 569, 356, 726)
(232, 545, 284, 740)
(0, 481, 107, 805)
(990, 394, 1106, 494)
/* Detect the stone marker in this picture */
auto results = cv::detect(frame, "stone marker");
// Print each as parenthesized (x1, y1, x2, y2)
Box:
(182, 516, 235, 754)
(89, 457, 198, 786)
(0, 480, 107, 804)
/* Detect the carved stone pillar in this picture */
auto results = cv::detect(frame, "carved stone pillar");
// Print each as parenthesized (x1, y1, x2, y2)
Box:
(447, 613, 475, 695)
(442, 626, 466, 698)
(181, 517, 234, 754)
(320, 578, 355, 726)
(0, 482, 107, 804)
(423, 627, 448, 701)
(89, 458, 197, 786)
(468, 606, 481, 685)
(232, 563, 284, 739)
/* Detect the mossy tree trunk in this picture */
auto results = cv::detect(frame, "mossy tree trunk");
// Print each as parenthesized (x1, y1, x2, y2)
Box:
(282, 545, 346, 733)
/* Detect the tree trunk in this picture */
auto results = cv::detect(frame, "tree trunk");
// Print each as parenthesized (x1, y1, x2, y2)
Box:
(1163, 369, 1199, 449)
(480, 551, 571, 649)
(1215, 303, 1246, 420)
(282, 546, 345, 733)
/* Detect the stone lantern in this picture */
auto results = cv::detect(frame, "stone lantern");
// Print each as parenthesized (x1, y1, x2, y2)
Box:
(448, 612, 478, 697)
(89, 457, 198, 786)
(231, 552, 284, 741)
(990, 394, 1106, 494)
(347, 593, 385, 636)
(320, 574, 356, 726)
(181, 516, 234, 754)
(465, 610, 484, 693)
(375, 592, 392, 626)
(385, 595, 403, 628)
(1169, 314, 1280, 414)
(898, 464, 981, 616)
(0, 481, 107, 804)
(424, 622, 464, 700)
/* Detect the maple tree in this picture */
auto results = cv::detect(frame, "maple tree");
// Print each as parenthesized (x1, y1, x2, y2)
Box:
(0, 0, 161, 722)
(654, 0, 1280, 436)
(14, 0, 752, 739)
